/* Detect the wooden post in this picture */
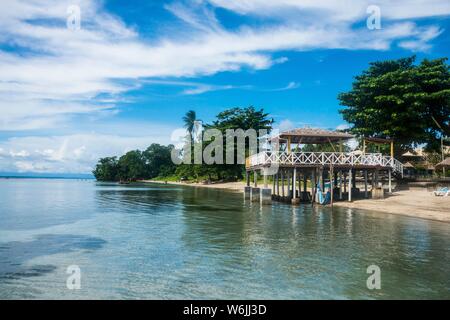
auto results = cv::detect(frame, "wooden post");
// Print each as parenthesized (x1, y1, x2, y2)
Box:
(272, 173, 276, 194)
(390, 141, 394, 158)
(287, 137, 291, 153)
(263, 169, 268, 189)
(330, 165, 334, 207)
(246, 171, 250, 187)
(281, 170, 285, 197)
(254, 170, 257, 188)
(364, 170, 368, 198)
(343, 172, 347, 193)
(352, 169, 356, 189)
(311, 169, 316, 205)
(293, 168, 297, 199)
(388, 169, 392, 193)
(303, 173, 307, 193)
(276, 173, 280, 196)
(287, 170, 291, 198)
(339, 171, 343, 200)
(348, 169, 352, 202)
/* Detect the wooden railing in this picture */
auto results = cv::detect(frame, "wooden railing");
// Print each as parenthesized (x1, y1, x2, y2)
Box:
(246, 151, 404, 175)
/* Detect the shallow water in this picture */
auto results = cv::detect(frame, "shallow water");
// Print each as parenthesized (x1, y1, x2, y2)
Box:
(0, 179, 449, 299)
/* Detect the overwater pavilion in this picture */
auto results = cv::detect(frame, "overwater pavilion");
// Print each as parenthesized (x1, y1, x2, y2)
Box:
(245, 128, 404, 205)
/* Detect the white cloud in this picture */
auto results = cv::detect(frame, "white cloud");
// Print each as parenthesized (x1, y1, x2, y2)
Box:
(0, 0, 446, 131)
(278, 119, 295, 132)
(206, 0, 450, 20)
(0, 0, 448, 172)
(336, 124, 351, 131)
(0, 131, 174, 173)
(271, 81, 301, 92)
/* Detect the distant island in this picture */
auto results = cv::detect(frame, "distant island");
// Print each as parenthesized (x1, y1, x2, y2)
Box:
(0, 172, 95, 179)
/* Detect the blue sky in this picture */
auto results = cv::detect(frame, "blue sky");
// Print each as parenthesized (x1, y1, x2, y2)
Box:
(0, 0, 449, 173)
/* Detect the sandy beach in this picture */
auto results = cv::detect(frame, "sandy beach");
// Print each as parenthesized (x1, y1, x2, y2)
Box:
(143, 180, 450, 223)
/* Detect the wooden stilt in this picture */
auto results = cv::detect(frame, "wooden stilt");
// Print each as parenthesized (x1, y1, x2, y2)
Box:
(330, 165, 334, 207)
(263, 169, 268, 189)
(276, 173, 280, 196)
(348, 169, 352, 202)
(388, 169, 392, 193)
(364, 170, 368, 198)
(293, 168, 297, 199)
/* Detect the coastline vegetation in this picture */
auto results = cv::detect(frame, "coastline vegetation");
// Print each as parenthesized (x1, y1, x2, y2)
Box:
(93, 106, 274, 182)
(93, 56, 449, 182)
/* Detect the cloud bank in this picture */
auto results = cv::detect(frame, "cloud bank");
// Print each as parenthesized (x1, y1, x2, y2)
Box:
(0, 0, 449, 172)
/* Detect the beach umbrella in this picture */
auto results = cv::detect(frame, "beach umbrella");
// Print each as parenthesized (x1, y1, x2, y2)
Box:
(435, 157, 450, 170)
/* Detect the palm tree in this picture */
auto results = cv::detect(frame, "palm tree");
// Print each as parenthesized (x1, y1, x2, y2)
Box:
(183, 110, 197, 140)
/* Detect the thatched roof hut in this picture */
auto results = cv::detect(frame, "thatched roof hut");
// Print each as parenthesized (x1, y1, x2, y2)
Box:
(435, 157, 450, 170)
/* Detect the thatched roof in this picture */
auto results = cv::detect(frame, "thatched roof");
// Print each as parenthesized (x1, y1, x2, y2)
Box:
(435, 157, 450, 169)
(277, 128, 354, 144)
(403, 162, 415, 168)
(402, 151, 422, 158)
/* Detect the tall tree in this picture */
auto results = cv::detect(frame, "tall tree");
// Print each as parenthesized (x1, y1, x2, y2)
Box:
(210, 106, 273, 132)
(143, 144, 176, 178)
(339, 56, 450, 153)
(118, 150, 146, 182)
(182, 110, 198, 140)
(93, 157, 119, 181)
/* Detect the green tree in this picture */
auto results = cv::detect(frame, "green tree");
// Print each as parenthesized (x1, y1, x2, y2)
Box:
(209, 106, 273, 132)
(92, 157, 119, 181)
(118, 150, 146, 182)
(339, 56, 450, 153)
(143, 144, 176, 178)
(182, 110, 198, 141)
(208, 106, 274, 180)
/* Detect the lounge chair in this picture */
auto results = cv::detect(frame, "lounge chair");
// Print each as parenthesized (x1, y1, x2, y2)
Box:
(433, 187, 449, 197)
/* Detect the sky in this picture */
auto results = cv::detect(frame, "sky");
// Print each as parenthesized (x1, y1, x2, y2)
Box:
(0, 0, 449, 174)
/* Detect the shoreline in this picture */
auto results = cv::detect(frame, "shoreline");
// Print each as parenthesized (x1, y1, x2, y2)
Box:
(142, 180, 450, 223)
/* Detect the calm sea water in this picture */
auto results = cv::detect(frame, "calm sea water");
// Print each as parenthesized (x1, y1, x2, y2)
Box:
(0, 179, 449, 299)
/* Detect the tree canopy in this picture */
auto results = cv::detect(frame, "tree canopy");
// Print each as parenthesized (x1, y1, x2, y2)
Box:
(93, 106, 273, 182)
(93, 144, 175, 182)
(338, 56, 450, 153)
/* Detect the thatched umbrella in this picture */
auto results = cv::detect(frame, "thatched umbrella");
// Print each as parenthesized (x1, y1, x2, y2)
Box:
(435, 157, 450, 170)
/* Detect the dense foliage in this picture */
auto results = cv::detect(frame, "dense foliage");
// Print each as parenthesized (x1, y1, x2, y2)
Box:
(93, 106, 273, 182)
(93, 144, 175, 182)
(339, 56, 450, 154)
(177, 106, 273, 181)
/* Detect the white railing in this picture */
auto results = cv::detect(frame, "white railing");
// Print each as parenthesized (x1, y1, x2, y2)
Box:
(247, 151, 404, 174)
